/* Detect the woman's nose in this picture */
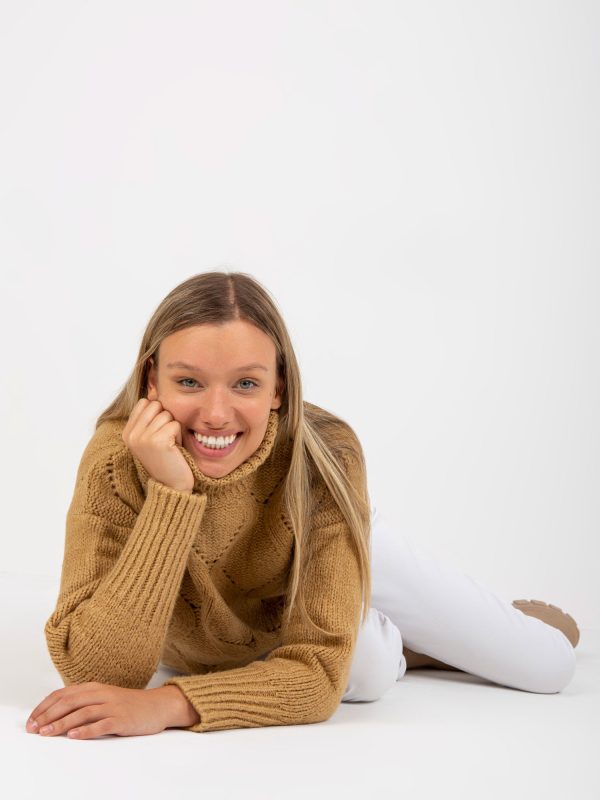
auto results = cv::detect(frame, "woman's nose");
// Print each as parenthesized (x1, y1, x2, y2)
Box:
(198, 387, 232, 421)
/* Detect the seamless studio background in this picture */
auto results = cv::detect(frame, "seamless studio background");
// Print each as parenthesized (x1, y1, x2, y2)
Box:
(1, 0, 598, 632)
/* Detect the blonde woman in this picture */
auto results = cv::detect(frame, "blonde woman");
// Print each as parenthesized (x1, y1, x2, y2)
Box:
(26, 272, 579, 739)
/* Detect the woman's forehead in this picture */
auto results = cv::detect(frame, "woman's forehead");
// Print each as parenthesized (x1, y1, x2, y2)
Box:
(159, 322, 277, 367)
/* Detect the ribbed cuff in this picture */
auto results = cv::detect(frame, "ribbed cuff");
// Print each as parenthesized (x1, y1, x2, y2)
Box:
(91, 478, 207, 626)
(162, 652, 347, 733)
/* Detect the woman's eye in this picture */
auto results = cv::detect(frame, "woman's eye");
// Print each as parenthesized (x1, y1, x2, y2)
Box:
(176, 378, 258, 390)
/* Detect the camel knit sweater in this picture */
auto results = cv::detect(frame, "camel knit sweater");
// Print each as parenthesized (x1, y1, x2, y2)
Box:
(45, 404, 367, 733)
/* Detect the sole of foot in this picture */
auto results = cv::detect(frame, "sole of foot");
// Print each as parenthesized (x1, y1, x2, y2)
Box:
(512, 598, 580, 648)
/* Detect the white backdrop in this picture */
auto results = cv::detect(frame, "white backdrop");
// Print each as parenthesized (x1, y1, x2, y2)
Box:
(1, 1, 598, 628)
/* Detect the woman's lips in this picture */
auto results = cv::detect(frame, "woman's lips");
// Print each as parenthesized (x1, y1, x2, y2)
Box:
(188, 430, 243, 458)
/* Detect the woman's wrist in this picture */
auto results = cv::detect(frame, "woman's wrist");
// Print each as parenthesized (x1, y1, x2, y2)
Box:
(153, 684, 201, 728)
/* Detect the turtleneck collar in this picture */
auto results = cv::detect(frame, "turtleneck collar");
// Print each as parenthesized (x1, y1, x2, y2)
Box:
(132, 409, 281, 496)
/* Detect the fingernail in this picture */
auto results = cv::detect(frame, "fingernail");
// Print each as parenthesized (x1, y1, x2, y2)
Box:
(28, 718, 38, 730)
(40, 724, 53, 734)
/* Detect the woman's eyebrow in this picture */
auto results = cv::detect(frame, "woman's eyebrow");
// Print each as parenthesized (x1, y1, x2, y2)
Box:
(165, 361, 268, 372)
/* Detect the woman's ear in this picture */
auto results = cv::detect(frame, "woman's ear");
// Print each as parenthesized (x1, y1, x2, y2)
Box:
(271, 378, 285, 410)
(146, 358, 159, 401)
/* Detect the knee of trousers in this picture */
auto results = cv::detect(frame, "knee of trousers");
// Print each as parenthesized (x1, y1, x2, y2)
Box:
(511, 633, 577, 694)
(342, 607, 406, 703)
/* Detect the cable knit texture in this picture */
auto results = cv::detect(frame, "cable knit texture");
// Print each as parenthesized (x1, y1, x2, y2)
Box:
(45, 403, 366, 733)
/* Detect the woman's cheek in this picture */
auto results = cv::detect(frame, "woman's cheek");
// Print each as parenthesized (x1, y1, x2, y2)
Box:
(158, 394, 189, 418)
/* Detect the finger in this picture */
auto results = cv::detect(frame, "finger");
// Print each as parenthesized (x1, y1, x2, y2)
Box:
(148, 418, 184, 448)
(29, 696, 80, 732)
(174, 420, 183, 447)
(37, 704, 106, 737)
(143, 408, 177, 439)
(28, 684, 102, 731)
(67, 717, 115, 740)
(128, 410, 173, 448)
(122, 398, 151, 441)
(27, 687, 69, 727)
(125, 400, 165, 441)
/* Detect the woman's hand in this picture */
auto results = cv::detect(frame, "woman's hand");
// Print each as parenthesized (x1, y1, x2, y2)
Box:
(25, 682, 196, 739)
(122, 397, 194, 493)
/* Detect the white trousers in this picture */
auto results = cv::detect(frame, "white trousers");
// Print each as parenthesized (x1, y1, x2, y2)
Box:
(342, 502, 577, 702)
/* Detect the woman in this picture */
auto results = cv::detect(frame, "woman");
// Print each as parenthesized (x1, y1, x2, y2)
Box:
(26, 272, 579, 739)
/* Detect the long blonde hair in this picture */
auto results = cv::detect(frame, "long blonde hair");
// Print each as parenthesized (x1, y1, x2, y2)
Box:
(95, 271, 372, 632)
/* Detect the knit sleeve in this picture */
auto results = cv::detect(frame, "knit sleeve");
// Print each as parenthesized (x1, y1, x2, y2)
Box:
(161, 453, 367, 733)
(44, 438, 208, 688)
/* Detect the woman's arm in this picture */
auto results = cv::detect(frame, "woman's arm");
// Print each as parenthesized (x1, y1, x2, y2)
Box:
(45, 437, 208, 689)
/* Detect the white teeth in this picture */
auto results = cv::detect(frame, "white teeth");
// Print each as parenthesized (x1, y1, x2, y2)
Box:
(193, 431, 238, 449)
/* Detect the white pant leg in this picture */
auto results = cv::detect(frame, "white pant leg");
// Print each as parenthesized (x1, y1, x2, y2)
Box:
(341, 606, 407, 703)
(368, 500, 576, 694)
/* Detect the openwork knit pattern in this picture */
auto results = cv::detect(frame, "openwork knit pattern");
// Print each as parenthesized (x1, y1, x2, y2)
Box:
(45, 404, 366, 733)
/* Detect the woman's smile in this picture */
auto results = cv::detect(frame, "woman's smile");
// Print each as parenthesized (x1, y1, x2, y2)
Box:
(187, 429, 244, 459)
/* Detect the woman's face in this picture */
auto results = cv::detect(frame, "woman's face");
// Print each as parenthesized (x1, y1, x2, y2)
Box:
(146, 320, 284, 479)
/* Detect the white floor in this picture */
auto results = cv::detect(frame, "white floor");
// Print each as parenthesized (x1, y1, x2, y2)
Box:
(3, 571, 599, 800)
